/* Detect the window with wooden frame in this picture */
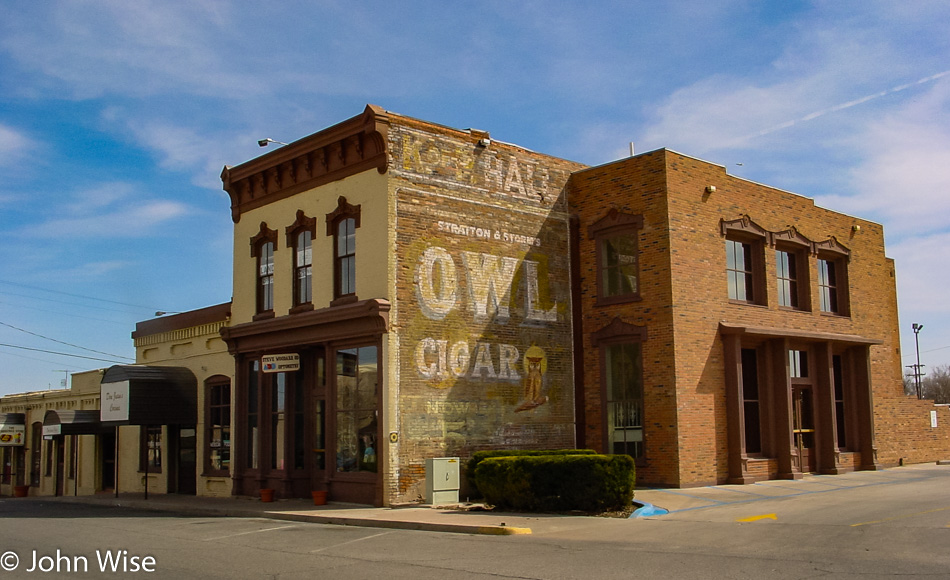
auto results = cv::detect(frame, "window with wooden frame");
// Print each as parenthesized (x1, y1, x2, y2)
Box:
(205, 376, 231, 476)
(815, 238, 850, 316)
(250, 222, 278, 318)
(741, 348, 762, 454)
(588, 209, 644, 305)
(325, 196, 361, 305)
(286, 210, 316, 312)
(772, 228, 812, 311)
(592, 317, 648, 463)
(721, 217, 768, 306)
(139, 425, 162, 472)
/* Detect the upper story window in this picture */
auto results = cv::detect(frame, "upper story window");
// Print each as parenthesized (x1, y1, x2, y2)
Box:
(325, 196, 361, 305)
(772, 228, 812, 311)
(250, 222, 278, 318)
(336, 219, 356, 297)
(727, 239, 755, 302)
(296, 231, 313, 304)
(259, 242, 275, 312)
(814, 237, 850, 316)
(286, 210, 316, 311)
(588, 209, 644, 305)
(775, 249, 799, 308)
(721, 217, 768, 306)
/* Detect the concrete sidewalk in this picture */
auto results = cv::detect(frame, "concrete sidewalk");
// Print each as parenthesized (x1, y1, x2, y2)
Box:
(19, 463, 947, 536)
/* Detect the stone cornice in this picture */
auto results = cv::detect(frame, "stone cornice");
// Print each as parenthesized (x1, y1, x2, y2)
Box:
(221, 104, 391, 223)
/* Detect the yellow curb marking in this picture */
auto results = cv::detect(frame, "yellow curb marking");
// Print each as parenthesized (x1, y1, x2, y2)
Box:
(850, 506, 950, 527)
(478, 526, 532, 535)
(737, 513, 777, 522)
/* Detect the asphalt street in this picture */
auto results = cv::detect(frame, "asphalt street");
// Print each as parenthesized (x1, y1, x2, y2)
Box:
(1, 464, 948, 579)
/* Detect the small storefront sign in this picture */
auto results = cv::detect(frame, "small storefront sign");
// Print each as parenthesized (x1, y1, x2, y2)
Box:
(0, 424, 24, 446)
(262, 353, 300, 373)
(100, 380, 130, 422)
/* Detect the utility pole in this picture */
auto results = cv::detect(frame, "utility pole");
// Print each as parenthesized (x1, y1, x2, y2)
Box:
(912, 323, 924, 399)
(52, 369, 71, 389)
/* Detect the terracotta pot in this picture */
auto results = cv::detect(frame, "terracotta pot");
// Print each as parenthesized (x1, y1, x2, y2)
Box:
(13, 485, 30, 498)
(260, 488, 275, 503)
(312, 490, 327, 506)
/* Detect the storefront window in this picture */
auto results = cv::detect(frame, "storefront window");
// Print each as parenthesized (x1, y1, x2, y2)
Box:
(206, 378, 231, 475)
(336, 346, 378, 473)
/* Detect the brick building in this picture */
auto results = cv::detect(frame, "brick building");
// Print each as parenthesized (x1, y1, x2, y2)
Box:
(568, 149, 950, 487)
(219, 106, 585, 505)
(7, 105, 945, 504)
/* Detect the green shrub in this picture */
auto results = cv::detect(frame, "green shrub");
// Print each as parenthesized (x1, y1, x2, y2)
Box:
(465, 449, 596, 497)
(473, 454, 635, 512)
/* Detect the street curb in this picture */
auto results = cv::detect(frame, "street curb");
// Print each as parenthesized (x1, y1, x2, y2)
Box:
(262, 511, 533, 535)
(36, 496, 533, 536)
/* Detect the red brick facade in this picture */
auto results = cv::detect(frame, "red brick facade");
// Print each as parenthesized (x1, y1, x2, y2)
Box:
(569, 149, 950, 487)
(219, 106, 948, 504)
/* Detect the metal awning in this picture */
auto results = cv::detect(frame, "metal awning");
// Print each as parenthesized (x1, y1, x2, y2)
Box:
(100, 365, 197, 426)
(0, 413, 25, 427)
(42, 409, 111, 437)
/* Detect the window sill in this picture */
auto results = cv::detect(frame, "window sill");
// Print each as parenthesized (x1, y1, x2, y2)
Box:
(330, 295, 359, 307)
(289, 303, 314, 315)
(819, 311, 851, 319)
(728, 299, 768, 308)
(200, 471, 230, 478)
(595, 294, 642, 307)
(253, 311, 275, 322)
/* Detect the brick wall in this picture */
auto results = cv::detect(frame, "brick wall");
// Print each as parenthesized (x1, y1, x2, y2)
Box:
(569, 148, 950, 488)
(386, 118, 586, 502)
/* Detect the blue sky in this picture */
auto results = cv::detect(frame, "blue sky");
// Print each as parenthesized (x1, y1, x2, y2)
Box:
(1, 1, 949, 394)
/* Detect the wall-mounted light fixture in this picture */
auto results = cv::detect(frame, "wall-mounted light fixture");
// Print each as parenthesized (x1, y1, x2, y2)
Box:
(476, 138, 491, 148)
(258, 138, 288, 148)
(852, 225, 861, 234)
(705, 185, 717, 194)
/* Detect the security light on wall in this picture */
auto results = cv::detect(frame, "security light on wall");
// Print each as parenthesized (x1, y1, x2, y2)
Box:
(258, 138, 288, 147)
(705, 185, 716, 194)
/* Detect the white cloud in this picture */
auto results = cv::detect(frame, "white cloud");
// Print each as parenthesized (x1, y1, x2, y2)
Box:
(815, 79, 950, 237)
(16, 182, 190, 238)
(0, 124, 39, 169)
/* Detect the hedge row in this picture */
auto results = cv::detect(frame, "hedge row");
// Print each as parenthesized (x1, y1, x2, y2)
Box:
(473, 454, 635, 512)
(465, 449, 596, 497)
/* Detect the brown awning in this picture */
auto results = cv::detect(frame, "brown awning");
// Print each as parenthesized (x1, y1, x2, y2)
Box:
(43, 409, 111, 437)
(100, 365, 197, 426)
(718, 322, 883, 346)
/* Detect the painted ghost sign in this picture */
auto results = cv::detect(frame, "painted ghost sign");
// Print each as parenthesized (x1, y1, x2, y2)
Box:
(390, 123, 580, 491)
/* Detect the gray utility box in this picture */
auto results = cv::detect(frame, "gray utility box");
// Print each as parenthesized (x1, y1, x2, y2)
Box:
(425, 457, 460, 504)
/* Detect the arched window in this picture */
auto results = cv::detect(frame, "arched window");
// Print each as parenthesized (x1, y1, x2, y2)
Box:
(286, 210, 317, 311)
(325, 196, 361, 305)
(250, 222, 278, 318)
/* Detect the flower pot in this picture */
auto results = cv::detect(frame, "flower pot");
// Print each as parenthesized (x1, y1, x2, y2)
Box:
(260, 488, 275, 503)
(311, 490, 327, 506)
(13, 485, 29, 498)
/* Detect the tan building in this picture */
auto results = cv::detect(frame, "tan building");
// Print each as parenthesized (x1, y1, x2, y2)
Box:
(1, 370, 108, 497)
(220, 105, 585, 505)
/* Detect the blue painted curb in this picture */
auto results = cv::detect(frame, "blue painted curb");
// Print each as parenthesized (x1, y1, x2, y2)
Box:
(630, 501, 669, 518)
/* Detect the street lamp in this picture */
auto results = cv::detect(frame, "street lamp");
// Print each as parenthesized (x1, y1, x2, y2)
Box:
(912, 323, 924, 399)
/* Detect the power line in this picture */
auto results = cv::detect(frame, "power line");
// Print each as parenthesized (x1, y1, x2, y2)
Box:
(0, 343, 129, 364)
(0, 320, 134, 361)
(0, 278, 160, 311)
